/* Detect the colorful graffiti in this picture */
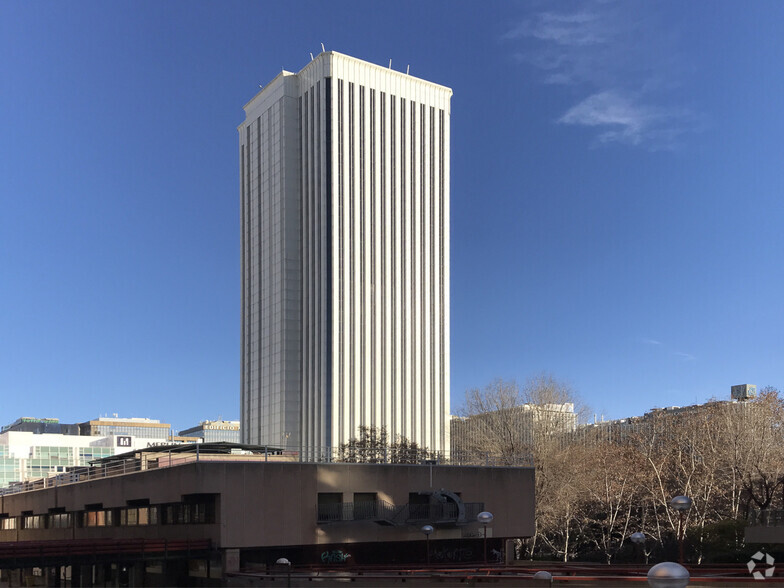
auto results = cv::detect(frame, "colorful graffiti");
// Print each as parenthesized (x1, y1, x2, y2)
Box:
(431, 546, 474, 562)
(321, 549, 352, 564)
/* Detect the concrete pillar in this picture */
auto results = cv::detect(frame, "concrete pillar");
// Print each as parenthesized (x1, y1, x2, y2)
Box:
(223, 549, 240, 574)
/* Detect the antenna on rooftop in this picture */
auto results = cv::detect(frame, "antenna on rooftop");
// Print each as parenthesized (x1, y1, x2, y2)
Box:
(321, 42, 325, 53)
(406, 65, 410, 75)
(388, 59, 392, 69)
(310, 52, 314, 61)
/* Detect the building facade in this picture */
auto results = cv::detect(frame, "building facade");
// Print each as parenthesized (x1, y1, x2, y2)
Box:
(0, 447, 534, 585)
(451, 403, 577, 460)
(1, 417, 79, 436)
(79, 417, 171, 440)
(0, 416, 197, 490)
(179, 420, 241, 443)
(0, 431, 115, 490)
(240, 52, 451, 452)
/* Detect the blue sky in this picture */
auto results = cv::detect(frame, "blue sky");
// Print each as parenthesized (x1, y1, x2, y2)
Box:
(1, 1, 782, 432)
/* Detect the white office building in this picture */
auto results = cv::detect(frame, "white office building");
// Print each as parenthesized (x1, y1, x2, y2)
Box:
(0, 431, 192, 490)
(240, 51, 451, 452)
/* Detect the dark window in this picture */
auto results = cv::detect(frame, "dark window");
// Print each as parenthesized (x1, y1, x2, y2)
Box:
(22, 511, 45, 530)
(353, 492, 378, 520)
(317, 492, 343, 522)
(48, 508, 72, 529)
(408, 493, 430, 520)
(160, 495, 216, 525)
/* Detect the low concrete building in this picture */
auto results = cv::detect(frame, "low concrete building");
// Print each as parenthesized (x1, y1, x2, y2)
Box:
(746, 509, 784, 544)
(0, 444, 535, 586)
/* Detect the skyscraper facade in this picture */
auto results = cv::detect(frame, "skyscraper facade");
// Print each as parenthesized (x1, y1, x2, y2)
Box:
(239, 52, 451, 452)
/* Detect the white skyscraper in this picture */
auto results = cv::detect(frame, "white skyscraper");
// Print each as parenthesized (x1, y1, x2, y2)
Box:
(239, 51, 451, 452)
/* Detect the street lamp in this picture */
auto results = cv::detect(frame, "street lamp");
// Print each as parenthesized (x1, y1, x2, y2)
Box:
(670, 496, 692, 565)
(477, 511, 494, 564)
(533, 570, 553, 586)
(630, 532, 646, 564)
(275, 558, 292, 588)
(421, 525, 434, 566)
(647, 561, 690, 588)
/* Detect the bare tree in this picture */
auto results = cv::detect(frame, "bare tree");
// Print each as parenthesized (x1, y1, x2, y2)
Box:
(456, 374, 581, 461)
(580, 442, 644, 563)
(458, 374, 586, 560)
(456, 378, 530, 463)
(459, 376, 784, 563)
(337, 425, 434, 464)
(729, 389, 784, 514)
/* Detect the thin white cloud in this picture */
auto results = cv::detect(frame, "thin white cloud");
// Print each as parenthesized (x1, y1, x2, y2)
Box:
(559, 91, 649, 144)
(503, 2, 700, 149)
(639, 338, 696, 361)
(557, 91, 690, 149)
(504, 11, 608, 46)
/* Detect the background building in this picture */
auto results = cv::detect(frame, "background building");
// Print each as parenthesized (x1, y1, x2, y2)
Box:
(179, 419, 241, 443)
(569, 389, 755, 447)
(1, 417, 79, 436)
(0, 416, 197, 490)
(0, 431, 115, 489)
(240, 51, 452, 452)
(79, 416, 171, 439)
(451, 403, 576, 460)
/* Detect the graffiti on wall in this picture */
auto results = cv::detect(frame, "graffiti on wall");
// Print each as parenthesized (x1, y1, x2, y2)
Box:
(431, 546, 474, 562)
(321, 549, 352, 564)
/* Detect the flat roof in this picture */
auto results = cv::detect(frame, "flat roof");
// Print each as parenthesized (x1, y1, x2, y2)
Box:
(93, 442, 287, 465)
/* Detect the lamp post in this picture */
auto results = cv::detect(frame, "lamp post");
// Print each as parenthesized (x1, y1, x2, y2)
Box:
(670, 496, 692, 565)
(275, 558, 292, 588)
(421, 525, 434, 566)
(477, 511, 494, 564)
(630, 532, 646, 564)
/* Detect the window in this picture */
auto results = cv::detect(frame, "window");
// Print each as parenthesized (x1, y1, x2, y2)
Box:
(317, 492, 343, 522)
(82, 508, 112, 527)
(160, 496, 215, 525)
(0, 515, 17, 530)
(49, 508, 72, 529)
(119, 505, 157, 526)
(22, 513, 46, 529)
(353, 492, 378, 520)
(409, 492, 430, 520)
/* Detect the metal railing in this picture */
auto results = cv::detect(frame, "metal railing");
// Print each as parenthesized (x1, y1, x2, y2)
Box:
(300, 446, 533, 467)
(0, 460, 145, 496)
(317, 500, 394, 523)
(316, 500, 485, 526)
(0, 446, 532, 497)
(404, 501, 485, 523)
